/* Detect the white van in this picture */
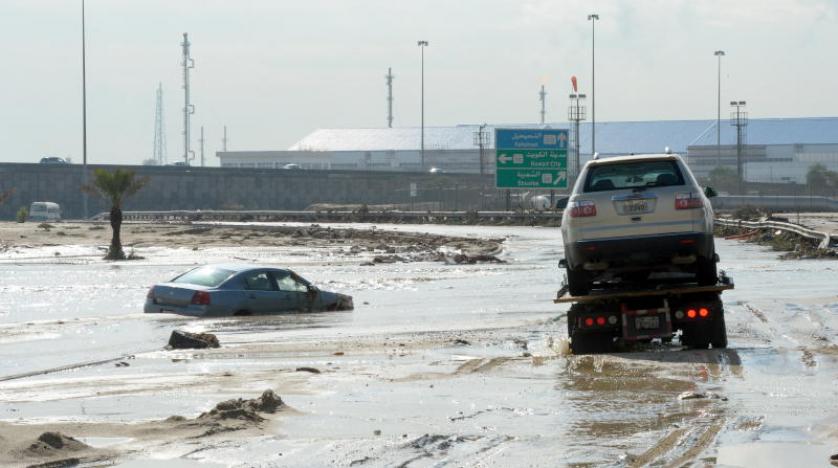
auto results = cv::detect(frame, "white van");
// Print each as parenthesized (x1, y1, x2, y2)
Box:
(29, 202, 62, 222)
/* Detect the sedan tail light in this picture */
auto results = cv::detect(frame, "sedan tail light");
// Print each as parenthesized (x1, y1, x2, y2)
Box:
(569, 200, 597, 217)
(675, 193, 703, 210)
(191, 291, 211, 306)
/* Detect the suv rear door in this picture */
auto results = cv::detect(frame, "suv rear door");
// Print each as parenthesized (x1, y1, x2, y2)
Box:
(573, 158, 703, 241)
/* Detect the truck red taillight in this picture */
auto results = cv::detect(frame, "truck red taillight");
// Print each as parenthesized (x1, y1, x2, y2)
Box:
(681, 307, 710, 319)
(675, 193, 703, 210)
(569, 200, 597, 217)
(191, 291, 211, 306)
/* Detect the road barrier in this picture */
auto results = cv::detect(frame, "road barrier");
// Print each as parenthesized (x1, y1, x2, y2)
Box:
(715, 217, 835, 249)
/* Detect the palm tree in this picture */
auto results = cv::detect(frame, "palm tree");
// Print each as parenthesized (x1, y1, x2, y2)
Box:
(82, 169, 149, 260)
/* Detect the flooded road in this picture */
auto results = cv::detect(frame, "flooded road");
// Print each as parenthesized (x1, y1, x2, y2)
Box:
(0, 223, 836, 466)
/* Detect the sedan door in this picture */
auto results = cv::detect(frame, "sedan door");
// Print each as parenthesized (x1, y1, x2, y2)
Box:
(271, 270, 312, 312)
(241, 270, 294, 314)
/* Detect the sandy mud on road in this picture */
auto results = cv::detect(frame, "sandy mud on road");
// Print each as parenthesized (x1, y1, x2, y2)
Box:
(0, 221, 503, 265)
(0, 222, 836, 466)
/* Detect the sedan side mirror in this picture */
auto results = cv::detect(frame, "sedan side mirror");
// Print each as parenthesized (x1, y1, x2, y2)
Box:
(704, 186, 718, 198)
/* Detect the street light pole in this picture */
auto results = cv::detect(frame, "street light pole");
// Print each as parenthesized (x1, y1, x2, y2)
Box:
(714, 50, 725, 168)
(418, 40, 428, 171)
(587, 14, 599, 155)
(81, 0, 88, 219)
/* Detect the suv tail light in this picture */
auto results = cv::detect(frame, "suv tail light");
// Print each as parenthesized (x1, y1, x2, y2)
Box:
(569, 200, 597, 217)
(146, 288, 154, 299)
(675, 193, 703, 210)
(191, 291, 211, 306)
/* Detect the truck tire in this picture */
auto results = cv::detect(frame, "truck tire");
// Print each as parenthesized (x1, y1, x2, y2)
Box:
(696, 256, 718, 286)
(566, 267, 590, 296)
(711, 311, 728, 349)
(571, 331, 615, 355)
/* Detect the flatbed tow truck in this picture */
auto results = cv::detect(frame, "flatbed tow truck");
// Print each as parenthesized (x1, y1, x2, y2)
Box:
(554, 271, 734, 354)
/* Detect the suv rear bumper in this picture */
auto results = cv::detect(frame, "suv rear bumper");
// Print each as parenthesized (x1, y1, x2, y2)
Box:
(565, 232, 714, 271)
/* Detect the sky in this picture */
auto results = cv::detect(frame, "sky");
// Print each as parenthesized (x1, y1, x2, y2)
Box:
(1, 0, 837, 166)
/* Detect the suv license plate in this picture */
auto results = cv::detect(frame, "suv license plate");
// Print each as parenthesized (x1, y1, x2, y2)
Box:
(622, 199, 650, 214)
(635, 316, 660, 330)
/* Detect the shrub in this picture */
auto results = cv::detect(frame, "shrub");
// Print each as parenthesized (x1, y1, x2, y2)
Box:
(16, 207, 28, 223)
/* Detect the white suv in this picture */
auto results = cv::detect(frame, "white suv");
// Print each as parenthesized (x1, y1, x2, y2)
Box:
(560, 153, 717, 296)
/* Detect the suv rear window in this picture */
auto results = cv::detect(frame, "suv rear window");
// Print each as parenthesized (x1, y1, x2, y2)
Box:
(173, 266, 235, 287)
(584, 160, 685, 192)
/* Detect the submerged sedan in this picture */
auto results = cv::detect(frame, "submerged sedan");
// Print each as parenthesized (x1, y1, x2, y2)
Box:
(145, 265, 353, 316)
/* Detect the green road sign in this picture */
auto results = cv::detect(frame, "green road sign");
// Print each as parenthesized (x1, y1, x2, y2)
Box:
(496, 149, 567, 169)
(495, 129, 569, 189)
(496, 169, 568, 188)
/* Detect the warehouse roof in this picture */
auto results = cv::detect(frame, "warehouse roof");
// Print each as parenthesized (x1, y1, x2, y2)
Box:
(288, 117, 838, 154)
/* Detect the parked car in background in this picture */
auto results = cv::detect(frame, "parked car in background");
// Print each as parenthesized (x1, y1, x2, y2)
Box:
(39, 156, 69, 164)
(282, 163, 301, 170)
(145, 264, 353, 316)
(560, 153, 717, 296)
(28, 202, 62, 221)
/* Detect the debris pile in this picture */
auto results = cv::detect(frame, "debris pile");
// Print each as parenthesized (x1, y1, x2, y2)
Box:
(197, 389, 284, 423)
(168, 330, 220, 349)
(26, 432, 90, 456)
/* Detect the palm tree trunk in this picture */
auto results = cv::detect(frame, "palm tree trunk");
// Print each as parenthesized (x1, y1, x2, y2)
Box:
(108, 206, 125, 260)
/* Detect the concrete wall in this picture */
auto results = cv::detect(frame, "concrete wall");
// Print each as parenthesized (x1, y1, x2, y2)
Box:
(0, 163, 504, 219)
(218, 149, 487, 174)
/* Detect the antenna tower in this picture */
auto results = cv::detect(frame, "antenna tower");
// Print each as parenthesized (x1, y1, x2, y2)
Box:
(222, 125, 228, 151)
(539, 85, 547, 125)
(181, 33, 195, 165)
(386, 67, 394, 128)
(153, 83, 167, 164)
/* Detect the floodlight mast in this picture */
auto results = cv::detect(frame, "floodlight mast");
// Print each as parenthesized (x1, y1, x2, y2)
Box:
(587, 13, 599, 155)
(418, 40, 429, 170)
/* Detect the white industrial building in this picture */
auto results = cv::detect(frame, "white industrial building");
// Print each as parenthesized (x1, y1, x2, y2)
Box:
(217, 117, 838, 183)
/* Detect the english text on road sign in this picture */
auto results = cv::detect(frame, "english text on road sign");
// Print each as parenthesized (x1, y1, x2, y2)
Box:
(495, 128, 569, 189)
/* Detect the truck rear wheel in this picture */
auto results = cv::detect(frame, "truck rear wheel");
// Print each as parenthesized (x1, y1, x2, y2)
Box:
(710, 311, 728, 349)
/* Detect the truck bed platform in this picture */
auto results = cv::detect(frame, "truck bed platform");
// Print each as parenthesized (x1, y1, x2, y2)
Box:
(554, 274, 734, 304)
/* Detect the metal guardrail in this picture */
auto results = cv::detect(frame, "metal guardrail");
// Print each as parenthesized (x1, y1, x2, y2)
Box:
(715, 217, 835, 249)
(93, 209, 563, 223)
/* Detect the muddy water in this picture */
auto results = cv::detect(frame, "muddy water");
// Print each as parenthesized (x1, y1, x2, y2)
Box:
(0, 223, 836, 467)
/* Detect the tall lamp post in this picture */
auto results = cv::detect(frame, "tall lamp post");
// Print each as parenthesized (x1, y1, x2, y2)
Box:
(714, 50, 725, 168)
(417, 40, 429, 171)
(81, 0, 88, 219)
(568, 92, 587, 185)
(587, 13, 599, 155)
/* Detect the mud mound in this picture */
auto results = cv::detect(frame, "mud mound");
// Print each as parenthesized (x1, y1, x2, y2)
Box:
(26, 432, 89, 456)
(197, 389, 284, 423)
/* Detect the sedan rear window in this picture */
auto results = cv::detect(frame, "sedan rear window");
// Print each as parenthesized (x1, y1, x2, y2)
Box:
(173, 266, 235, 287)
(584, 160, 684, 192)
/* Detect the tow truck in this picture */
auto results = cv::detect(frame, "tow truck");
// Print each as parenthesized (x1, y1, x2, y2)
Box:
(555, 264, 733, 354)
